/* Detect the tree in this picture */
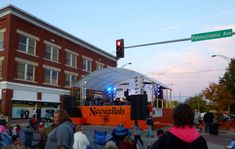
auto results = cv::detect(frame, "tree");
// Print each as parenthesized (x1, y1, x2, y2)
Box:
(219, 58, 235, 113)
(184, 95, 208, 112)
(202, 83, 233, 112)
(220, 58, 235, 96)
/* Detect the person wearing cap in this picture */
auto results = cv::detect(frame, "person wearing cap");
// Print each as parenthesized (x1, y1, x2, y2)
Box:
(111, 124, 131, 142)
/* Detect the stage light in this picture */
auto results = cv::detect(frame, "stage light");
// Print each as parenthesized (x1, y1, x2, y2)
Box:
(107, 87, 112, 91)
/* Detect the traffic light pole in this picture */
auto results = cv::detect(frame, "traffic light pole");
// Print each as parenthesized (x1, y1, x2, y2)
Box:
(124, 37, 191, 49)
(124, 31, 235, 49)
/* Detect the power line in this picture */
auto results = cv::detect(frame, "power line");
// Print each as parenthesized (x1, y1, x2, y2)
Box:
(151, 69, 226, 76)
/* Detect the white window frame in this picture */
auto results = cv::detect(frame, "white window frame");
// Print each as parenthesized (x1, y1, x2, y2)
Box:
(16, 62, 35, 81)
(44, 41, 61, 63)
(82, 56, 93, 72)
(96, 61, 104, 70)
(43, 65, 61, 85)
(15, 57, 38, 82)
(0, 28, 6, 50)
(65, 49, 78, 68)
(65, 71, 78, 87)
(17, 29, 39, 56)
(0, 57, 4, 78)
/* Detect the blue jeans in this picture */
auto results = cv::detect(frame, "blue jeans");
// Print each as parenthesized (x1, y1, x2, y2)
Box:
(147, 125, 153, 137)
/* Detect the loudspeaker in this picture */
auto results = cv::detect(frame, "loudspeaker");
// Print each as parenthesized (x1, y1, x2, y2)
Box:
(63, 96, 79, 117)
(124, 89, 129, 97)
(130, 94, 148, 120)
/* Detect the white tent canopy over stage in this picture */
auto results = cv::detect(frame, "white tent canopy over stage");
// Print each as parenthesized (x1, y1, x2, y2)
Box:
(74, 67, 170, 91)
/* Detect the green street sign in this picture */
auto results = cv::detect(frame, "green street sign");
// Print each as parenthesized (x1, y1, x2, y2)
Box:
(191, 29, 233, 42)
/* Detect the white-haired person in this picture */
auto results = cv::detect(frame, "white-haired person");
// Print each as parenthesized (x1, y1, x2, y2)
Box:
(73, 125, 90, 149)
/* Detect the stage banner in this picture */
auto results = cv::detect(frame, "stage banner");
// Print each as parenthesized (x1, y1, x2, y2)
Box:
(80, 106, 130, 126)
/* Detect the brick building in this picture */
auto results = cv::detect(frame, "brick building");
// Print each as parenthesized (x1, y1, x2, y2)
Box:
(0, 5, 117, 118)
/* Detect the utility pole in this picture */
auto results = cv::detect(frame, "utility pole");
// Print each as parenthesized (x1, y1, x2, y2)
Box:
(179, 91, 181, 103)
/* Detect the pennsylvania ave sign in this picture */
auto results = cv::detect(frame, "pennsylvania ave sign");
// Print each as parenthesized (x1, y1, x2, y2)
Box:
(191, 29, 233, 42)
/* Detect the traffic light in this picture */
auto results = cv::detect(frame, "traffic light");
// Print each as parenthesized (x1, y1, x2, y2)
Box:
(116, 39, 124, 58)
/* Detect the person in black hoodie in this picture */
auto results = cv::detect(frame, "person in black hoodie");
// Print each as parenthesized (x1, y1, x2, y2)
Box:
(151, 104, 208, 149)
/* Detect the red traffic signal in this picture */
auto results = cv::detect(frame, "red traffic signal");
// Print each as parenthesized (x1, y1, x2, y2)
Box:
(116, 39, 124, 58)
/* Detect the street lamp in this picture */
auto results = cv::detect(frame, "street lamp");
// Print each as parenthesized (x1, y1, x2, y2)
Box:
(211, 54, 231, 62)
(121, 62, 132, 68)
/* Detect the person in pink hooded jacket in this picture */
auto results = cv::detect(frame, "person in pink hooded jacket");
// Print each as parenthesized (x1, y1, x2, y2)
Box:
(151, 104, 208, 149)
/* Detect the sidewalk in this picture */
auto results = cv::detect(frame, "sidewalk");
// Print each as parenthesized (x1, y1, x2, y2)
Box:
(201, 130, 234, 149)
(8, 118, 28, 126)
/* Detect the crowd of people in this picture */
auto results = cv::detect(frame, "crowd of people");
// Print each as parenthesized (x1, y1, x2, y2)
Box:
(0, 108, 157, 149)
(0, 122, 25, 148)
(2, 103, 235, 148)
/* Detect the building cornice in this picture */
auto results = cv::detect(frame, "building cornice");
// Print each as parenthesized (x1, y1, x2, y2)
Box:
(0, 81, 70, 95)
(0, 5, 117, 62)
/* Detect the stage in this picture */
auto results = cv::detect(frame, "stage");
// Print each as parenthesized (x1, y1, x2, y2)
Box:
(71, 105, 173, 129)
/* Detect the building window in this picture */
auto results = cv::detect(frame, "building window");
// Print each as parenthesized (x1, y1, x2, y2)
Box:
(96, 63, 104, 70)
(83, 58, 92, 72)
(66, 52, 77, 67)
(0, 58, 3, 78)
(0, 32, 4, 49)
(18, 34, 36, 55)
(16, 62, 35, 81)
(44, 68, 58, 85)
(45, 44, 59, 62)
(65, 73, 76, 86)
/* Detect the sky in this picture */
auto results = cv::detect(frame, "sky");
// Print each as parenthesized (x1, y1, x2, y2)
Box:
(1, 0, 235, 101)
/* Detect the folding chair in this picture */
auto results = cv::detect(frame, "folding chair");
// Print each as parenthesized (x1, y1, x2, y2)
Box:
(93, 130, 107, 148)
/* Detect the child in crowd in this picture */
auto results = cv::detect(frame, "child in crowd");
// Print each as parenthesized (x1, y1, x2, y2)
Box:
(15, 124, 25, 143)
(27, 115, 37, 129)
(38, 121, 46, 149)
